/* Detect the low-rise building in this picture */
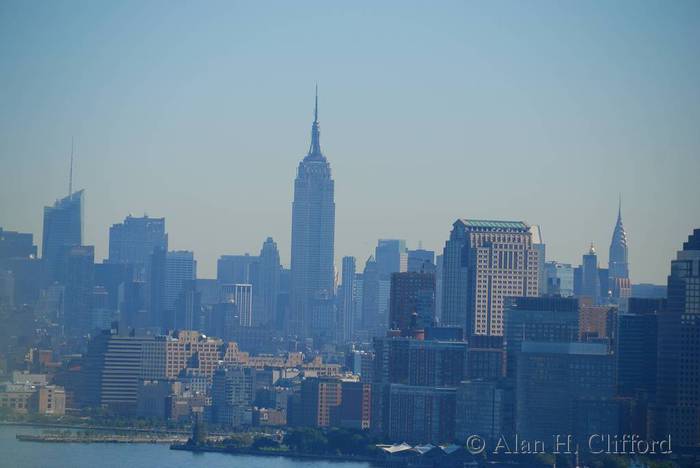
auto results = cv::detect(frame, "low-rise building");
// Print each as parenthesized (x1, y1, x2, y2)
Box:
(30, 385, 66, 416)
(0, 385, 33, 414)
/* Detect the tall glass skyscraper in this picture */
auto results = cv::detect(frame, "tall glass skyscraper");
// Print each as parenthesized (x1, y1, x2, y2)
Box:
(375, 239, 407, 278)
(338, 256, 356, 342)
(653, 228, 700, 447)
(581, 243, 602, 303)
(42, 190, 83, 279)
(163, 250, 196, 330)
(108, 215, 168, 266)
(257, 237, 281, 327)
(289, 89, 335, 339)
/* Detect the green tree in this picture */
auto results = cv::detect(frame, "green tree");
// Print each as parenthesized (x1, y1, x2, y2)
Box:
(283, 428, 328, 454)
(222, 433, 253, 448)
(252, 436, 280, 451)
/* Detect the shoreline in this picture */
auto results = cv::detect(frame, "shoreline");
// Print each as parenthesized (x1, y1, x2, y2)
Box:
(16, 433, 187, 444)
(171, 443, 384, 465)
(0, 420, 191, 435)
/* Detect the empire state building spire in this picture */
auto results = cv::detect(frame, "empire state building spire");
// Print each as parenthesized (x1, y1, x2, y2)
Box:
(290, 85, 335, 339)
(307, 85, 323, 159)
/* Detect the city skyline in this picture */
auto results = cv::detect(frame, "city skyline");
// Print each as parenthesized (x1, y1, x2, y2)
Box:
(1, 94, 693, 285)
(2, 1, 700, 284)
(3, 2, 700, 463)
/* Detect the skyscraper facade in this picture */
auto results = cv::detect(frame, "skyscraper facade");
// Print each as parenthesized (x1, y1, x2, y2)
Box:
(0, 270, 13, 307)
(353, 272, 364, 333)
(163, 251, 196, 330)
(216, 254, 258, 286)
(358, 239, 407, 339)
(375, 239, 407, 278)
(0, 228, 40, 306)
(455, 379, 514, 444)
(608, 202, 631, 308)
(389, 271, 435, 334)
(289, 90, 335, 339)
(148, 247, 166, 329)
(211, 365, 255, 427)
(581, 244, 602, 303)
(361, 256, 380, 336)
(441, 219, 540, 337)
(407, 248, 435, 273)
(0, 228, 37, 260)
(503, 296, 580, 382)
(62, 245, 95, 336)
(108, 215, 168, 278)
(615, 299, 662, 399)
(257, 237, 280, 327)
(652, 228, 700, 447)
(338, 256, 356, 342)
(232, 284, 253, 327)
(42, 190, 83, 279)
(372, 335, 467, 438)
(81, 331, 156, 412)
(174, 280, 200, 331)
(544, 261, 574, 297)
(529, 225, 546, 296)
(516, 342, 617, 443)
(435, 254, 443, 321)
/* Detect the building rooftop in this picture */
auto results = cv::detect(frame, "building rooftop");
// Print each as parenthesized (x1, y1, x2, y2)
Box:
(683, 228, 700, 251)
(456, 219, 530, 231)
(49, 190, 83, 209)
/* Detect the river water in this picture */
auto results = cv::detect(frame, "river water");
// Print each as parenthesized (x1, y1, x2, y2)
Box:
(0, 425, 372, 468)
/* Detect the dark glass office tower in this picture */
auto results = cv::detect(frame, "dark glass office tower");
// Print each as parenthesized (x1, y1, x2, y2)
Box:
(216, 254, 259, 285)
(338, 256, 356, 342)
(257, 237, 281, 327)
(0, 228, 37, 260)
(289, 89, 335, 339)
(42, 190, 83, 279)
(616, 298, 663, 399)
(108, 215, 167, 275)
(581, 243, 602, 303)
(516, 342, 617, 443)
(503, 296, 580, 381)
(375, 239, 407, 278)
(389, 271, 435, 335)
(62, 245, 95, 336)
(652, 228, 700, 447)
(407, 248, 435, 273)
(361, 256, 380, 336)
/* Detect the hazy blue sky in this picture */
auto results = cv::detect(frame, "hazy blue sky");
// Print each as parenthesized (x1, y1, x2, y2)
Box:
(1, 1, 699, 283)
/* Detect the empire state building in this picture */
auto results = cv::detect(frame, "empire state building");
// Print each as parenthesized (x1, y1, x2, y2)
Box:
(289, 88, 336, 339)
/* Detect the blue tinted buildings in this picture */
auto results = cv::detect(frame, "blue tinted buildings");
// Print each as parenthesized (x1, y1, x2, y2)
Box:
(289, 89, 335, 340)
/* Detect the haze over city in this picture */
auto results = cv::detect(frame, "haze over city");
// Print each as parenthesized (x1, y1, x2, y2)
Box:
(3, 2, 700, 467)
(1, 1, 699, 283)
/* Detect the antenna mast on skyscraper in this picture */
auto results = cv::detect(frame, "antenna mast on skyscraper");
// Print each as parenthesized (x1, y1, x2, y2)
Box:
(314, 83, 318, 122)
(618, 192, 622, 218)
(69, 137, 74, 197)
